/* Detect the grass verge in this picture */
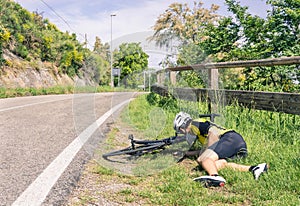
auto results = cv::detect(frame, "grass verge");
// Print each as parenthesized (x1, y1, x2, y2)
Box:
(0, 85, 139, 98)
(75, 93, 300, 206)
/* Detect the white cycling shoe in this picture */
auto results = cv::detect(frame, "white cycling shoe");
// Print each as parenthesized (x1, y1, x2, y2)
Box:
(193, 175, 226, 187)
(251, 163, 268, 180)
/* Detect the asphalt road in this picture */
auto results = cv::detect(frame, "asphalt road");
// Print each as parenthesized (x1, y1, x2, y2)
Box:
(0, 92, 137, 206)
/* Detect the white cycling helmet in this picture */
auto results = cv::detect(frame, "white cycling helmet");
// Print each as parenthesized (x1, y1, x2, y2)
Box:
(173, 112, 192, 132)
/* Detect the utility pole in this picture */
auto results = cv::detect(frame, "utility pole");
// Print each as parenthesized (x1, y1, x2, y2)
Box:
(110, 14, 116, 88)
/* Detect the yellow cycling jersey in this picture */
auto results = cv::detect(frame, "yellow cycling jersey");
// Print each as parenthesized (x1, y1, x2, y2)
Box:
(189, 118, 232, 146)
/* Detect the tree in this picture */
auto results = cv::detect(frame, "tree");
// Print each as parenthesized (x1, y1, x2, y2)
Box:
(84, 53, 110, 85)
(93, 36, 109, 59)
(151, 1, 221, 88)
(89, 36, 110, 85)
(113, 43, 149, 79)
(0, 0, 92, 80)
(224, 0, 300, 91)
(152, 0, 300, 91)
(265, 0, 300, 57)
(151, 1, 220, 47)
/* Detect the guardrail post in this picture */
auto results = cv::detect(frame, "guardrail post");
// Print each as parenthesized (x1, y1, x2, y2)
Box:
(170, 71, 176, 85)
(208, 68, 219, 113)
(157, 71, 164, 85)
(208, 68, 219, 89)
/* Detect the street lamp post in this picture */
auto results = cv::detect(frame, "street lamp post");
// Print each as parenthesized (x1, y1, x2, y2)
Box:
(110, 14, 116, 88)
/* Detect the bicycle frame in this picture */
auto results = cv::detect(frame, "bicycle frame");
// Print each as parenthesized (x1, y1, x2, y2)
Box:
(102, 133, 186, 159)
(128, 133, 186, 150)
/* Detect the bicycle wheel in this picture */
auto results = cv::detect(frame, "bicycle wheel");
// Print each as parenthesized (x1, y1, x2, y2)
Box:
(102, 142, 166, 158)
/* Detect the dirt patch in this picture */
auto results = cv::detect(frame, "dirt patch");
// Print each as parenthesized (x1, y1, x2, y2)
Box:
(67, 161, 135, 206)
(66, 117, 150, 205)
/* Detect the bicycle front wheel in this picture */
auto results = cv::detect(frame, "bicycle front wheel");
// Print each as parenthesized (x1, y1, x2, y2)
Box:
(102, 142, 166, 158)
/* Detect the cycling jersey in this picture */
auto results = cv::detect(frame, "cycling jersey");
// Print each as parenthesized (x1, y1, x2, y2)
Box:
(189, 118, 232, 146)
(189, 118, 247, 159)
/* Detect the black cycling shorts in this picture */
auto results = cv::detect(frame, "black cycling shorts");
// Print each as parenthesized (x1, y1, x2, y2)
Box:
(208, 131, 247, 159)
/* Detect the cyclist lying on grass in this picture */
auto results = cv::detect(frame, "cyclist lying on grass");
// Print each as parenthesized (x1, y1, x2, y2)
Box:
(174, 112, 268, 187)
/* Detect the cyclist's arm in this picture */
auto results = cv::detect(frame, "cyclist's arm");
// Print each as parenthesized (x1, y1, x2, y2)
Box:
(207, 126, 221, 147)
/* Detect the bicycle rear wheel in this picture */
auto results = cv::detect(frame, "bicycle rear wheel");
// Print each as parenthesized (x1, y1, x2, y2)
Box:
(102, 142, 166, 158)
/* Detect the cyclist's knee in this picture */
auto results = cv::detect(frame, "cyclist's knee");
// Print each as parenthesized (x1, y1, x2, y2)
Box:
(196, 156, 204, 164)
(216, 159, 227, 170)
(197, 149, 218, 164)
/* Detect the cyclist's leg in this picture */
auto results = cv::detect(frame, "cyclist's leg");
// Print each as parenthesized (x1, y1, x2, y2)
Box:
(215, 158, 250, 171)
(227, 162, 250, 171)
(215, 159, 227, 170)
(197, 149, 219, 176)
(215, 159, 250, 172)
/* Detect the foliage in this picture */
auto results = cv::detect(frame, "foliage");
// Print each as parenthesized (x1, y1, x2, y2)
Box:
(151, 1, 220, 47)
(151, 1, 222, 88)
(151, 0, 300, 92)
(0, 23, 10, 65)
(121, 70, 145, 89)
(0, 0, 109, 84)
(146, 92, 178, 111)
(113, 43, 149, 84)
(0, 85, 136, 98)
(85, 52, 110, 85)
(224, 0, 300, 91)
(93, 36, 110, 60)
(197, 16, 241, 62)
(0, 85, 74, 98)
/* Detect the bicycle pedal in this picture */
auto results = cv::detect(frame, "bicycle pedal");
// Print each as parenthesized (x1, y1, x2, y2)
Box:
(128, 134, 134, 140)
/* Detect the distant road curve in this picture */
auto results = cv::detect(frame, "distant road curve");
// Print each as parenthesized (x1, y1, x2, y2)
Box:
(0, 92, 137, 206)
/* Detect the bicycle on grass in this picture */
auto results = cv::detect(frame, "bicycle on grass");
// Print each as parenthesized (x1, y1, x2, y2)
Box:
(102, 113, 220, 160)
(102, 133, 186, 159)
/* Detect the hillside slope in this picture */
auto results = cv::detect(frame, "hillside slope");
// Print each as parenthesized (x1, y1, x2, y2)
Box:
(0, 0, 109, 88)
(0, 49, 96, 88)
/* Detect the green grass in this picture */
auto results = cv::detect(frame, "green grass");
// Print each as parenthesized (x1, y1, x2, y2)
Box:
(0, 85, 73, 98)
(0, 85, 139, 98)
(102, 93, 300, 205)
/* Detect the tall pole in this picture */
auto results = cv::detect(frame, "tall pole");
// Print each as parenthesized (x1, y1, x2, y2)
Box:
(110, 14, 116, 88)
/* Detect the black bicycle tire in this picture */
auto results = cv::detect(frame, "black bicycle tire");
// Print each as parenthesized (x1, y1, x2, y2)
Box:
(102, 142, 166, 158)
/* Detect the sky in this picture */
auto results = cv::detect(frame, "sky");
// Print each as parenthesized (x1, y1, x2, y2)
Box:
(16, 0, 270, 46)
(15, 0, 270, 69)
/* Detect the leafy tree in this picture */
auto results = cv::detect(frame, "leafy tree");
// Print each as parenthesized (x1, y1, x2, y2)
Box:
(175, 44, 207, 88)
(93, 36, 110, 59)
(151, 1, 220, 47)
(113, 43, 149, 79)
(90, 36, 110, 85)
(0, 0, 99, 80)
(225, 0, 300, 91)
(151, 1, 221, 87)
(85, 53, 110, 85)
(152, 0, 300, 92)
(197, 17, 240, 62)
(266, 0, 300, 57)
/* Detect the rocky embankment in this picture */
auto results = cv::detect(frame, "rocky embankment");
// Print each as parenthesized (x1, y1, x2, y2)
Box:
(0, 50, 95, 88)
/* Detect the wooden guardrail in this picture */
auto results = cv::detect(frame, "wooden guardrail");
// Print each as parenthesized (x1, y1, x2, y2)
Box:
(167, 56, 300, 71)
(151, 85, 300, 115)
(154, 56, 300, 115)
(163, 56, 300, 89)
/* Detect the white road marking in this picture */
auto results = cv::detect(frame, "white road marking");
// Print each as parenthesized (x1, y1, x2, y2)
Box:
(12, 98, 133, 206)
(0, 98, 70, 113)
